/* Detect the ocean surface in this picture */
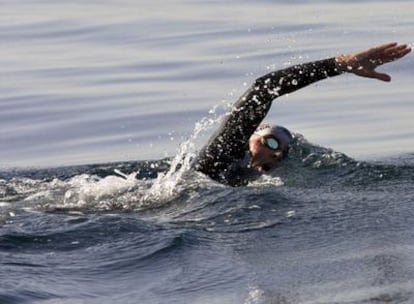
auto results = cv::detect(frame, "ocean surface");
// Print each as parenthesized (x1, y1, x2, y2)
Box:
(1, 0, 413, 303)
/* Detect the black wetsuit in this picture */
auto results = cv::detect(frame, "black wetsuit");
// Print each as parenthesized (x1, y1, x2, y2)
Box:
(193, 58, 342, 186)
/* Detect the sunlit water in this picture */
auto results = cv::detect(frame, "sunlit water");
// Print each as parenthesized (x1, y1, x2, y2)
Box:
(1, 1, 413, 303)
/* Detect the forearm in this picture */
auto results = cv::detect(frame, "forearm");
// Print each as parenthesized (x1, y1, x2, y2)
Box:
(254, 57, 342, 101)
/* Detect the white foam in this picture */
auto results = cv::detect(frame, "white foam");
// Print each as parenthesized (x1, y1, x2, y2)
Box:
(244, 287, 266, 304)
(62, 173, 139, 208)
(0, 202, 10, 207)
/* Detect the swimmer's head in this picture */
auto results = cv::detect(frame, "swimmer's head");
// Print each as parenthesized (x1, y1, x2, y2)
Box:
(248, 123, 293, 172)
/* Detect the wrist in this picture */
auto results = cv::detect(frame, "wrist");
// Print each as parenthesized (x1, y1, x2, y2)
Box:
(335, 54, 352, 72)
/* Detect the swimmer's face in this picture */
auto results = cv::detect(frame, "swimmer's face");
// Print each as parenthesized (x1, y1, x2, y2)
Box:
(248, 133, 288, 172)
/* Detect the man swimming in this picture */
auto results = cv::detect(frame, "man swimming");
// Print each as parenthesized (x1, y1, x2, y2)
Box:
(193, 42, 411, 186)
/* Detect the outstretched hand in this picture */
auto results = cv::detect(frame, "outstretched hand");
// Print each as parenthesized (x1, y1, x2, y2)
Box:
(336, 42, 411, 82)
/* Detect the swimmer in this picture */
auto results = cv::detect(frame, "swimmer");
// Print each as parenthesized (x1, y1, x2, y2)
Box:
(193, 42, 411, 186)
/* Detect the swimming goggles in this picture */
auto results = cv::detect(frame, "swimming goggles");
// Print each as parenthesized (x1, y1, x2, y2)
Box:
(261, 136, 280, 151)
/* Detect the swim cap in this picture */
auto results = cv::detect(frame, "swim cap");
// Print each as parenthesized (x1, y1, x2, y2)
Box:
(254, 123, 293, 145)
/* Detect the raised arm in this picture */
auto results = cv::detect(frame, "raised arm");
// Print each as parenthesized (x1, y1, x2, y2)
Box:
(194, 57, 342, 180)
(194, 42, 411, 181)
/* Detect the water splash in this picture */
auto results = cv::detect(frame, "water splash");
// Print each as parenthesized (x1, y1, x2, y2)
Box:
(290, 133, 355, 168)
(244, 286, 291, 304)
(61, 173, 140, 210)
(5, 106, 230, 211)
(2, 125, 412, 214)
(139, 113, 225, 206)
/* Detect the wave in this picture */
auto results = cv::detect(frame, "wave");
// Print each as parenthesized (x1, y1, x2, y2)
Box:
(1, 134, 413, 216)
(2, 139, 414, 304)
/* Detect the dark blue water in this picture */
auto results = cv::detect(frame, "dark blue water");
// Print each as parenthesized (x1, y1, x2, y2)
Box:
(2, 136, 414, 303)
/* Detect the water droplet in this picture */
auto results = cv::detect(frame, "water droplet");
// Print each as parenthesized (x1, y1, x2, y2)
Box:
(286, 210, 295, 217)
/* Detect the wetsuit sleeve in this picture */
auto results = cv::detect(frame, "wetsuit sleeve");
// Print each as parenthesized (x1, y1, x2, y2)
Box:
(194, 57, 343, 181)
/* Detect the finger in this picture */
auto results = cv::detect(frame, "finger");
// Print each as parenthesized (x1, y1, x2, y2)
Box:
(393, 47, 411, 60)
(397, 45, 412, 57)
(384, 44, 408, 56)
(370, 42, 398, 56)
(383, 42, 403, 52)
(374, 42, 398, 52)
(383, 45, 411, 62)
(373, 44, 409, 63)
(372, 70, 391, 82)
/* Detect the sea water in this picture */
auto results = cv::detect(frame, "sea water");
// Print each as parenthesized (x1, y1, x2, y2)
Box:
(1, 1, 413, 303)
